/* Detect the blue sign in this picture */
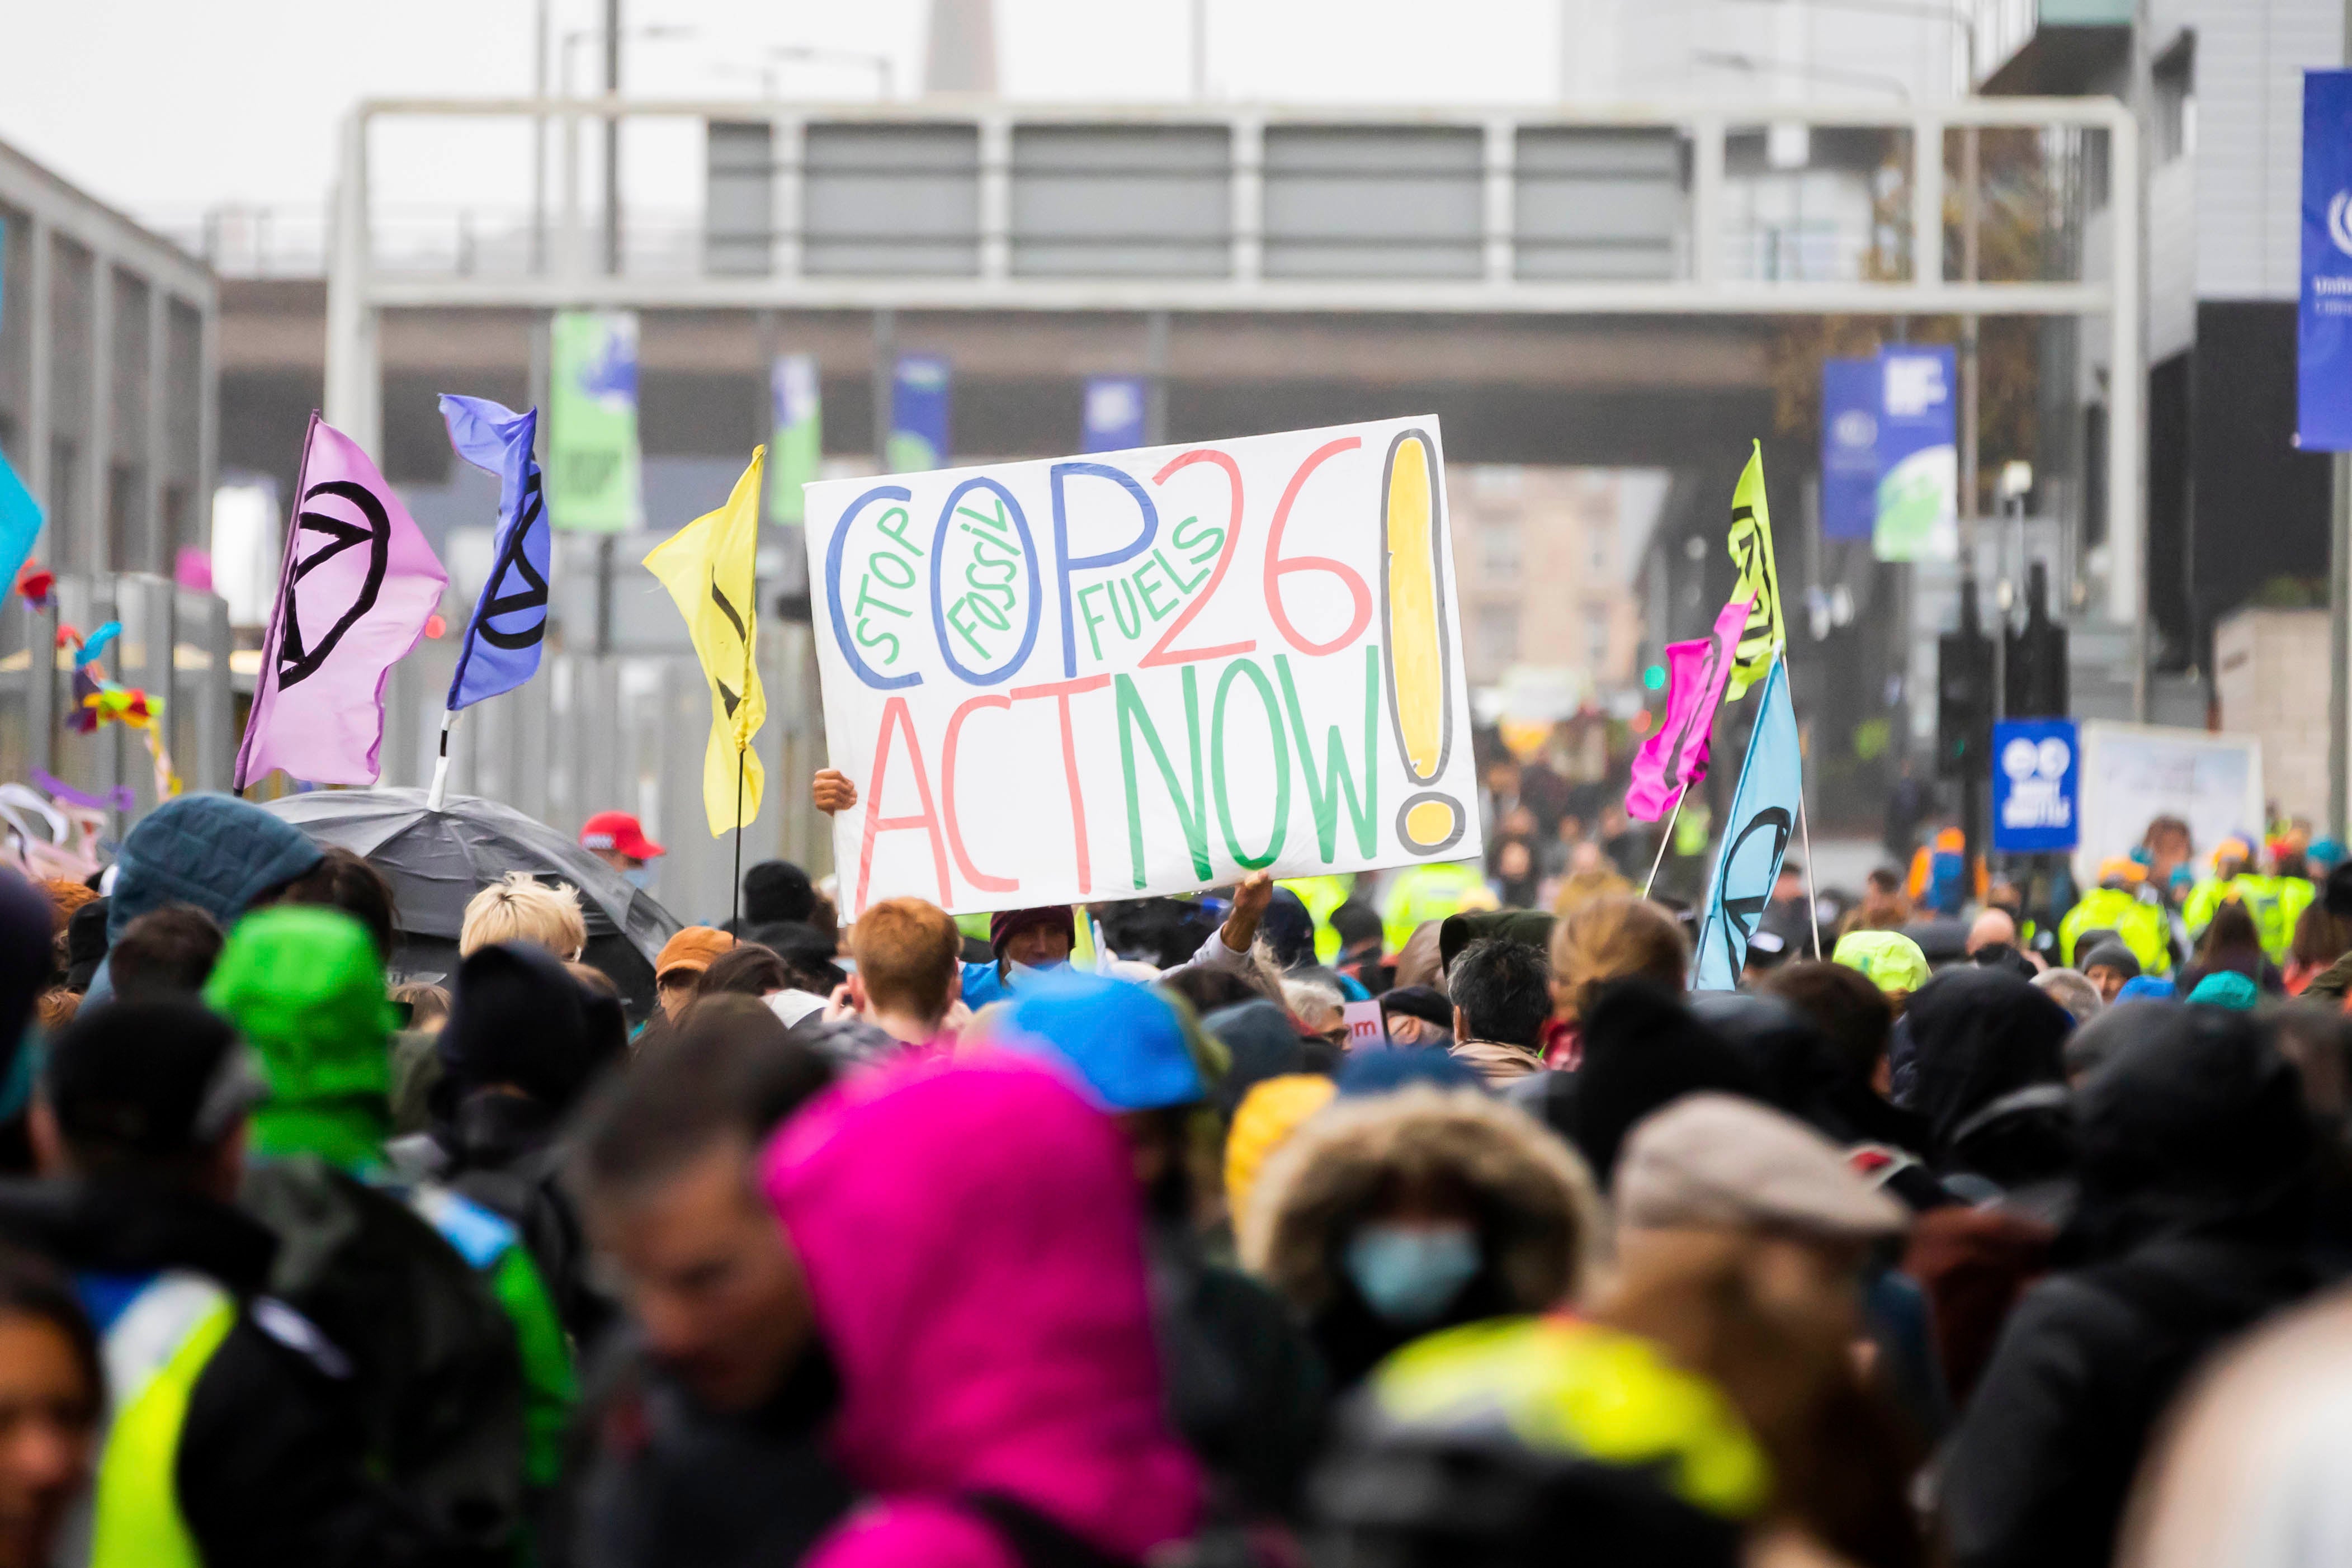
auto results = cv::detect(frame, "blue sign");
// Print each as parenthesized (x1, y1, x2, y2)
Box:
(2301, 70, 2352, 450)
(1873, 346, 1958, 563)
(1991, 718, 2080, 853)
(1081, 376, 1148, 453)
(887, 354, 952, 473)
(1820, 357, 1878, 541)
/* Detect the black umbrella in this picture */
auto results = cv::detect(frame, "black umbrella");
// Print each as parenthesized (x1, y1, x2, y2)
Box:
(261, 787, 681, 1020)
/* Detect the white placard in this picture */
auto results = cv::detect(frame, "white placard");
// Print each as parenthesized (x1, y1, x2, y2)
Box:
(1340, 999, 1389, 1048)
(2074, 721, 2265, 885)
(804, 417, 1482, 915)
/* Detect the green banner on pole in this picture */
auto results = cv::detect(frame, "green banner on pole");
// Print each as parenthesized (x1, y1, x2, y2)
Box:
(768, 353, 820, 525)
(547, 310, 643, 532)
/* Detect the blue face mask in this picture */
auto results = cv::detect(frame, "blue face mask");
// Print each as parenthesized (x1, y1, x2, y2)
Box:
(1005, 957, 1068, 984)
(1344, 1223, 1481, 1326)
(621, 866, 653, 890)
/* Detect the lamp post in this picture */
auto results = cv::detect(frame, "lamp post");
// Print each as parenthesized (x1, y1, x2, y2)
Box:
(555, 21, 695, 277)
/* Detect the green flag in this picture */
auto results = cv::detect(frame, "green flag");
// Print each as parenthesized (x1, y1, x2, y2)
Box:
(768, 353, 820, 525)
(547, 310, 643, 532)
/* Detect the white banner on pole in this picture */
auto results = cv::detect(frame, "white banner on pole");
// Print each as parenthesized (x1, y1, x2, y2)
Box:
(803, 416, 1482, 916)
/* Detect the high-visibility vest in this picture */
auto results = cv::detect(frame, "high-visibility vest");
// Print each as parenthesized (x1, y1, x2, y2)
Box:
(1280, 875, 1356, 963)
(81, 1271, 237, 1568)
(2061, 887, 2172, 975)
(1382, 862, 1490, 955)
(2184, 875, 2308, 963)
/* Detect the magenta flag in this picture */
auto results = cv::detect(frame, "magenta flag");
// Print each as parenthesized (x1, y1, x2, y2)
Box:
(234, 414, 449, 789)
(1624, 594, 1752, 821)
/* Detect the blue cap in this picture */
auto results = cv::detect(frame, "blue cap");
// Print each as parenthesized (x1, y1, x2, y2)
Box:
(1335, 1047, 1487, 1098)
(1000, 970, 1204, 1111)
(2116, 975, 2178, 1003)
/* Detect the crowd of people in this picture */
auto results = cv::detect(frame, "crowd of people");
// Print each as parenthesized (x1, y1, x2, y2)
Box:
(3, 767, 2352, 1568)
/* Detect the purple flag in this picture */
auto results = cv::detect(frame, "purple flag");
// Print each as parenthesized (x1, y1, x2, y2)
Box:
(1624, 594, 1750, 822)
(234, 414, 448, 789)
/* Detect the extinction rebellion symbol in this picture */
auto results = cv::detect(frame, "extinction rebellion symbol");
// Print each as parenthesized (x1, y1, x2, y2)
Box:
(277, 479, 390, 689)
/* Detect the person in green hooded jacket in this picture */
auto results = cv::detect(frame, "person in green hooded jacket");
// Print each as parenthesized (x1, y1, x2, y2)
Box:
(205, 905, 576, 1552)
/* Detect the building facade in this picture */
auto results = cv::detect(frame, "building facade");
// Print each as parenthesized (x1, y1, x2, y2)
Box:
(0, 135, 216, 577)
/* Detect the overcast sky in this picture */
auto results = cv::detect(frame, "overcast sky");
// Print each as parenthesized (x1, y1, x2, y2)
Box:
(0, 0, 1565, 219)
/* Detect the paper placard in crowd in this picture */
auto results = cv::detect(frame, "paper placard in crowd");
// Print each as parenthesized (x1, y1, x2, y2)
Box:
(1340, 1000, 1388, 1048)
(803, 416, 1483, 916)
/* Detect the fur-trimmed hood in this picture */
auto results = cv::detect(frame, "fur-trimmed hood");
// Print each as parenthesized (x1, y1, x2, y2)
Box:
(1238, 1084, 1604, 1319)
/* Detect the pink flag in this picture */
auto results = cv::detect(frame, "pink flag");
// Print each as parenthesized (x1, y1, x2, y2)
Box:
(234, 414, 448, 789)
(1624, 594, 1751, 821)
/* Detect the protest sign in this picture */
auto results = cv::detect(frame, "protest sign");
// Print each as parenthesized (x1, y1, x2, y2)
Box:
(1340, 1000, 1387, 1048)
(804, 415, 1482, 916)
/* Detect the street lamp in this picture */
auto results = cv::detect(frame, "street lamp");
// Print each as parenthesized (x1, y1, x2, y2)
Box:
(547, 21, 695, 277)
(1721, 0, 1977, 96)
(763, 44, 895, 100)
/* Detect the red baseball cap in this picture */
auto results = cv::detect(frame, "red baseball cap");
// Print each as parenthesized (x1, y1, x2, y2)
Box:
(580, 811, 665, 860)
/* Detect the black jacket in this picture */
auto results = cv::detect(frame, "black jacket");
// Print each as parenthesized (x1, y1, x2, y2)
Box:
(0, 1176, 442, 1568)
(558, 1336, 854, 1568)
(1939, 1007, 2316, 1568)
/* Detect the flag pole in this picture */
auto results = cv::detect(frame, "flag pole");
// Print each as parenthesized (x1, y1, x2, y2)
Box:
(731, 744, 746, 929)
(426, 711, 460, 812)
(1643, 785, 1687, 899)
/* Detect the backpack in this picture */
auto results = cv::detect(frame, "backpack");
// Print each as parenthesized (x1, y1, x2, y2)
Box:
(242, 1155, 528, 1561)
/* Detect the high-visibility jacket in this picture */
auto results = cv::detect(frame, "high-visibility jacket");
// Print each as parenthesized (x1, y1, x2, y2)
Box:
(2271, 876, 2317, 962)
(2060, 887, 2172, 975)
(1281, 874, 1357, 962)
(85, 1271, 238, 1568)
(1382, 862, 1491, 955)
(2183, 875, 2308, 963)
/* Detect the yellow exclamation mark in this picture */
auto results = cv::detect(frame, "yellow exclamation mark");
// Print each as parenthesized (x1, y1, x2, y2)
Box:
(1380, 428, 1465, 855)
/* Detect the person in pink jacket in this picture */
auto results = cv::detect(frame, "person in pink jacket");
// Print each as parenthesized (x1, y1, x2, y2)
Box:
(762, 1053, 1202, 1568)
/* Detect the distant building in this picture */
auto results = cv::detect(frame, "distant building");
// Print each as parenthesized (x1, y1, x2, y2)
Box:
(1447, 465, 1647, 698)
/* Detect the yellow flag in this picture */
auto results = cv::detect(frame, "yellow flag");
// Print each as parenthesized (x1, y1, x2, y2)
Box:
(645, 448, 767, 835)
(1723, 441, 1784, 702)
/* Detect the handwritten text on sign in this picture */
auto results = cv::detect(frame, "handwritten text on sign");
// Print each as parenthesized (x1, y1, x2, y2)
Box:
(805, 417, 1482, 916)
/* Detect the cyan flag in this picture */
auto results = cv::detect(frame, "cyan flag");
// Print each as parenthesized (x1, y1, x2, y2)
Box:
(440, 395, 550, 710)
(1692, 658, 1802, 990)
(0, 445, 42, 600)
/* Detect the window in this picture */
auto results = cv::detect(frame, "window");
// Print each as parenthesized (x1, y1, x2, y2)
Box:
(1585, 608, 1610, 670)
(1481, 521, 1522, 578)
(1589, 529, 1610, 574)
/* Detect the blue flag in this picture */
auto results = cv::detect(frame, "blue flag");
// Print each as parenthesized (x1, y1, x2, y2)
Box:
(440, 395, 550, 710)
(0, 445, 41, 599)
(1692, 658, 1802, 990)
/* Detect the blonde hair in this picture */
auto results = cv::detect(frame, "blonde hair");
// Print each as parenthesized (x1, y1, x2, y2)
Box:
(459, 872, 587, 960)
(1549, 894, 1689, 1022)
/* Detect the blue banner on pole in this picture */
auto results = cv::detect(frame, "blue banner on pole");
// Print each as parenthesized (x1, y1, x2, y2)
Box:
(888, 354, 952, 473)
(1820, 357, 1879, 541)
(1692, 659, 1803, 991)
(2301, 69, 2352, 451)
(440, 395, 550, 710)
(1081, 376, 1148, 453)
(1991, 718, 2080, 853)
(1873, 346, 1958, 562)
